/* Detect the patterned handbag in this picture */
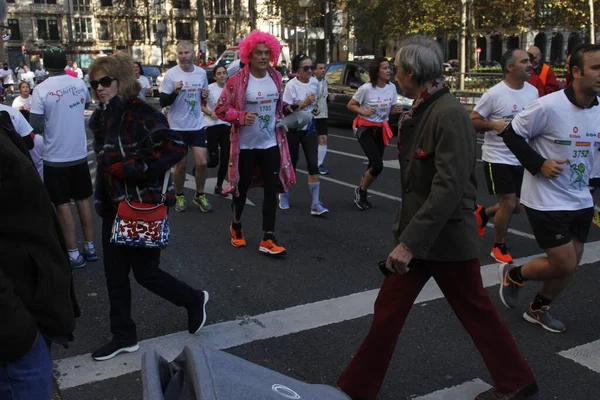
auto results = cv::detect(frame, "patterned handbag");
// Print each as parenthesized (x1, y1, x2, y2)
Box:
(110, 170, 171, 249)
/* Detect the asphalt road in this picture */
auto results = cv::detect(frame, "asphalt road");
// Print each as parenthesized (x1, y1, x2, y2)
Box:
(51, 98, 600, 400)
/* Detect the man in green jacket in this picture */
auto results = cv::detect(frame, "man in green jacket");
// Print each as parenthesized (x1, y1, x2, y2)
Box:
(338, 35, 538, 400)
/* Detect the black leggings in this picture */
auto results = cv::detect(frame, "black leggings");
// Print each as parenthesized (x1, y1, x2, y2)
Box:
(233, 146, 281, 232)
(206, 124, 231, 187)
(357, 126, 385, 177)
(288, 129, 319, 176)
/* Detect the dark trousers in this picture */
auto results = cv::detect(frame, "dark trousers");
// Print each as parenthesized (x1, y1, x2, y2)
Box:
(207, 124, 231, 187)
(101, 217, 197, 344)
(357, 126, 385, 176)
(288, 129, 319, 176)
(338, 258, 535, 400)
(233, 146, 280, 232)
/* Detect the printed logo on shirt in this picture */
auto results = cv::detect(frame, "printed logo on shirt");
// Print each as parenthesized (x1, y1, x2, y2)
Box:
(570, 134, 580, 138)
(567, 159, 588, 190)
(573, 126, 579, 133)
(554, 140, 572, 145)
(576, 142, 591, 147)
(585, 132, 598, 137)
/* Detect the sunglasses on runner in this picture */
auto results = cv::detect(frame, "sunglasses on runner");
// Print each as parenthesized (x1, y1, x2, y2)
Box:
(300, 65, 315, 72)
(90, 76, 117, 90)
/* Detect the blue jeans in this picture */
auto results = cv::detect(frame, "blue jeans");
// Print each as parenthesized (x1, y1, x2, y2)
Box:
(0, 334, 53, 400)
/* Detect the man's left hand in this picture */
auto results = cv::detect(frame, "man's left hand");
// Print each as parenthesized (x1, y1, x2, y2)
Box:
(386, 243, 413, 274)
(201, 88, 210, 99)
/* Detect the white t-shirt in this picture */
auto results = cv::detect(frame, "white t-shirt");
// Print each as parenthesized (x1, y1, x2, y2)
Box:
(239, 73, 279, 150)
(20, 71, 35, 87)
(0, 68, 15, 84)
(156, 75, 164, 92)
(31, 74, 90, 163)
(137, 75, 151, 100)
(474, 81, 538, 165)
(0, 103, 32, 137)
(512, 90, 600, 211)
(283, 76, 319, 130)
(73, 68, 83, 79)
(204, 82, 230, 127)
(11, 95, 32, 111)
(35, 68, 47, 83)
(161, 65, 208, 131)
(15, 67, 25, 82)
(351, 82, 398, 123)
(315, 78, 329, 119)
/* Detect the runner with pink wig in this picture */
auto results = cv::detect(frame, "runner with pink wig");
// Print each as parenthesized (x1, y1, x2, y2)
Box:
(239, 30, 281, 65)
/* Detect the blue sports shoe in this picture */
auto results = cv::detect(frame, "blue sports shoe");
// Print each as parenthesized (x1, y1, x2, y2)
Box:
(311, 202, 329, 216)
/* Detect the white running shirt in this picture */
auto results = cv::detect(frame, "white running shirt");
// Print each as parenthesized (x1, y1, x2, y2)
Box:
(0, 103, 32, 137)
(512, 90, 600, 211)
(283, 76, 319, 130)
(137, 75, 152, 100)
(351, 82, 398, 123)
(161, 65, 209, 131)
(31, 74, 90, 163)
(239, 73, 279, 150)
(204, 82, 230, 127)
(475, 81, 538, 166)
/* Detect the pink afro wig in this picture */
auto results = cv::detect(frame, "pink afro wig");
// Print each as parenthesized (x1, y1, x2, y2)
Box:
(239, 30, 281, 65)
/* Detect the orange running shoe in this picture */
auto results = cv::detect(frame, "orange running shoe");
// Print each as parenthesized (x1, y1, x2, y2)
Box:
(230, 223, 246, 247)
(474, 205, 488, 237)
(490, 244, 513, 263)
(259, 237, 287, 255)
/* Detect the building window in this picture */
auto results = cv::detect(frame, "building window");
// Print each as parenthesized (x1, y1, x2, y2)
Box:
(49, 20, 60, 40)
(37, 20, 48, 40)
(6, 0, 14, 3)
(172, 0, 190, 9)
(73, 18, 93, 41)
(152, 20, 167, 42)
(100, 0, 113, 5)
(73, 0, 91, 11)
(99, 21, 110, 40)
(213, 0, 232, 15)
(7, 19, 20, 40)
(215, 20, 228, 34)
(131, 21, 142, 41)
(34, 0, 57, 4)
(175, 22, 192, 40)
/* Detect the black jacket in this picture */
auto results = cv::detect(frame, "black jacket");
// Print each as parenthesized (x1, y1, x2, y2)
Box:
(0, 111, 78, 361)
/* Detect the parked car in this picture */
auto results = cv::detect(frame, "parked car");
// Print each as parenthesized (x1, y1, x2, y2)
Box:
(325, 61, 412, 128)
(141, 64, 161, 96)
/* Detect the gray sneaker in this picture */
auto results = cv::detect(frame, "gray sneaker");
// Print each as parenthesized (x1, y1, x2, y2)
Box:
(70, 255, 86, 270)
(498, 263, 522, 308)
(523, 304, 566, 333)
(175, 194, 187, 212)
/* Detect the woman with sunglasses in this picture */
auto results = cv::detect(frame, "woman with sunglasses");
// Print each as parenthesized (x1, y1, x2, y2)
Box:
(348, 57, 404, 210)
(280, 54, 329, 216)
(87, 53, 209, 362)
(215, 30, 294, 256)
(201, 63, 231, 195)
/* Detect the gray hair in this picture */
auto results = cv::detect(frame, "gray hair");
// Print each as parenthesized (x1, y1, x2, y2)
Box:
(0, 0, 6, 23)
(395, 35, 443, 85)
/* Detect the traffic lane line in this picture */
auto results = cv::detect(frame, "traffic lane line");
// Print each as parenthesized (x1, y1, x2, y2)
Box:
(413, 379, 491, 400)
(295, 168, 403, 202)
(559, 339, 600, 374)
(52, 241, 600, 390)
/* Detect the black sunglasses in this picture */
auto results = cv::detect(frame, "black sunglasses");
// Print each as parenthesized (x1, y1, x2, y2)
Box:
(300, 65, 315, 72)
(90, 76, 117, 90)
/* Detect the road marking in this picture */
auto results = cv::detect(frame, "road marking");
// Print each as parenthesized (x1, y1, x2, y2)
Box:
(485, 223, 536, 240)
(559, 339, 600, 373)
(295, 168, 403, 202)
(184, 173, 255, 206)
(328, 133, 396, 147)
(325, 148, 401, 170)
(413, 378, 491, 399)
(53, 240, 600, 390)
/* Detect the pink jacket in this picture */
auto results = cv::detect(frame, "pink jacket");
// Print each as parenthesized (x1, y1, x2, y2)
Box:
(215, 65, 295, 197)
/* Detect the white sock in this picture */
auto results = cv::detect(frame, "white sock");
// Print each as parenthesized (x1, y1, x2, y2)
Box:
(318, 144, 327, 166)
(308, 182, 320, 205)
(68, 249, 80, 260)
(84, 241, 95, 252)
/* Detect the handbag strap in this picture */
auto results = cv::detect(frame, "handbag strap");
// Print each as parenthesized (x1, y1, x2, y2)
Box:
(115, 103, 171, 205)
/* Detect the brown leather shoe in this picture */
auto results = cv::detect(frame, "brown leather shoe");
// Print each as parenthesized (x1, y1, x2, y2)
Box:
(474, 382, 538, 400)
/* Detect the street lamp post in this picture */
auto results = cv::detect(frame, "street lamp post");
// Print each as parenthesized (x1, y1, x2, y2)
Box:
(157, 21, 166, 67)
(299, 0, 310, 55)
